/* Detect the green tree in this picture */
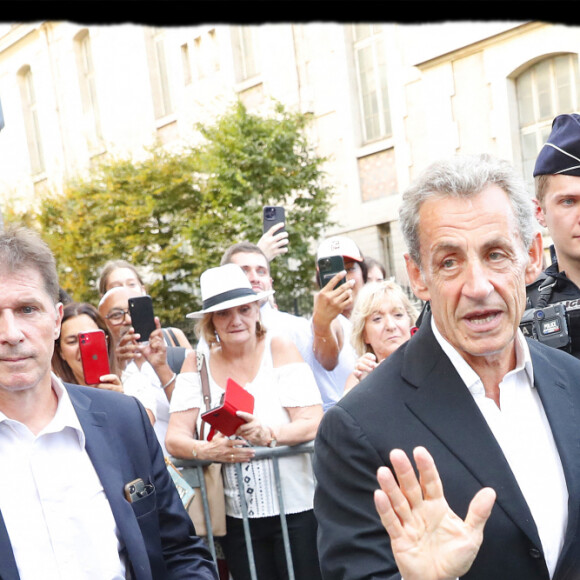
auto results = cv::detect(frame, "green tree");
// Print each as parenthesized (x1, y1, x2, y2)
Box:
(7, 100, 335, 338)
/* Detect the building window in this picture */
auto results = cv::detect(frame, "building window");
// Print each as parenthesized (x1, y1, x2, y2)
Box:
(74, 30, 103, 153)
(378, 222, 396, 279)
(145, 27, 173, 120)
(18, 66, 44, 175)
(192, 29, 220, 81)
(353, 24, 392, 144)
(181, 43, 192, 86)
(516, 54, 580, 184)
(232, 26, 260, 83)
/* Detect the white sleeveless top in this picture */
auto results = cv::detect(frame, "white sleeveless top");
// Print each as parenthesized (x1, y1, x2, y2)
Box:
(170, 333, 322, 518)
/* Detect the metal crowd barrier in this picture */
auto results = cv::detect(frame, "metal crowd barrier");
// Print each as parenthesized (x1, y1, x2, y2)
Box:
(171, 440, 315, 580)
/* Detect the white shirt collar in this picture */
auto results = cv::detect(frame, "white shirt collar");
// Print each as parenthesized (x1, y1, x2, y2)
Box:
(430, 315, 534, 395)
(0, 373, 86, 447)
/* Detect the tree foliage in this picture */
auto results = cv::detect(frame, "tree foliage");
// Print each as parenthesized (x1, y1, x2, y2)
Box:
(7, 101, 334, 338)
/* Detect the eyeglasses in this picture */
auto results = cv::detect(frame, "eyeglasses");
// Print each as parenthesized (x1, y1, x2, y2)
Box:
(105, 308, 130, 326)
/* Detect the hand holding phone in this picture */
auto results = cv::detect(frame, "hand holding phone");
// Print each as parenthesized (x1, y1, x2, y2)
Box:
(79, 330, 110, 385)
(317, 255, 346, 289)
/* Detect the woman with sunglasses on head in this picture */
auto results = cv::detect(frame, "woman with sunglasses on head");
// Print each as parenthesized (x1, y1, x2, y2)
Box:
(166, 264, 324, 580)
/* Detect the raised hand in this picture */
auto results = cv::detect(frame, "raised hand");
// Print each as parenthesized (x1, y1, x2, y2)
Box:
(313, 272, 355, 327)
(374, 447, 496, 580)
(258, 222, 289, 261)
(354, 352, 378, 381)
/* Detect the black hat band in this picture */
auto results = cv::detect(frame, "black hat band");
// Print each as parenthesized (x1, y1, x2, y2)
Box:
(202, 287, 257, 311)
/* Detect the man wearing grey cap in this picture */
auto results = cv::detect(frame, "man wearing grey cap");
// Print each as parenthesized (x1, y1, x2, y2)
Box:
(526, 113, 580, 358)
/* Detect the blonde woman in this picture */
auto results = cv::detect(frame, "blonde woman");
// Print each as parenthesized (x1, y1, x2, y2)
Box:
(344, 281, 418, 394)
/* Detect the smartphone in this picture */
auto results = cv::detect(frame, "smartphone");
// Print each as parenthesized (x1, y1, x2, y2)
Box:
(263, 205, 286, 235)
(317, 255, 346, 289)
(124, 478, 150, 503)
(79, 329, 110, 385)
(128, 295, 156, 342)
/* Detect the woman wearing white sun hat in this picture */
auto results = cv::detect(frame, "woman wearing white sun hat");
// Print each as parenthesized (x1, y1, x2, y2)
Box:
(165, 263, 324, 580)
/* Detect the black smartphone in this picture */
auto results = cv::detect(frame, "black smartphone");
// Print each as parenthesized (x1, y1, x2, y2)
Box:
(317, 255, 346, 289)
(263, 206, 286, 235)
(128, 295, 156, 342)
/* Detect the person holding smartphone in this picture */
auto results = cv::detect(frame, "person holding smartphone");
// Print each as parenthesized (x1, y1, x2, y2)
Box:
(98, 286, 180, 456)
(52, 301, 157, 425)
(310, 236, 367, 411)
(97, 259, 193, 350)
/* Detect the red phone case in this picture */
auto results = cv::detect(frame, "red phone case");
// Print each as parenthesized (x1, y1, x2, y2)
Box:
(201, 378, 255, 440)
(79, 330, 110, 385)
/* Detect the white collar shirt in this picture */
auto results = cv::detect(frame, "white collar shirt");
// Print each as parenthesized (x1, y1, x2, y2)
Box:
(431, 318, 568, 578)
(0, 375, 126, 579)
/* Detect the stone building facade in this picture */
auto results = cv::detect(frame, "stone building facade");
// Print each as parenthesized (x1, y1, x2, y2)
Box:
(0, 20, 578, 286)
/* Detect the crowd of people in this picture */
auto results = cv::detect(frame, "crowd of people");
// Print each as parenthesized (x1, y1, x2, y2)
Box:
(0, 111, 579, 579)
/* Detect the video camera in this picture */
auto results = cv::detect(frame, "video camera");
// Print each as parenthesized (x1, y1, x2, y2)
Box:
(519, 302, 571, 352)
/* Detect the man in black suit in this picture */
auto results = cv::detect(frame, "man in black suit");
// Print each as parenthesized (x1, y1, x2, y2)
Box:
(0, 226, 218, 580)
(313, 153, 580, 580)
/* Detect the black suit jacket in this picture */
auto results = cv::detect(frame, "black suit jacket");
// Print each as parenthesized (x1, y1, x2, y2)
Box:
(0, 384, 218, 580)
(313, 317, 580, 580)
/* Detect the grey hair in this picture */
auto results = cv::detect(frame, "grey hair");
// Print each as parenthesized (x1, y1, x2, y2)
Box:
(399, 153, 537, 266)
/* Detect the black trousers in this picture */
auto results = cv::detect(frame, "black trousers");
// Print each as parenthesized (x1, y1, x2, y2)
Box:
(222, 510, 322, 580)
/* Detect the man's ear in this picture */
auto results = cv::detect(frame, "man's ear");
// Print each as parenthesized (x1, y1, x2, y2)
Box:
(405, 254, 430, 302)
(525, 231, 544, 285)
(534, 198, 547, 228)
(54, 302, 64, 340)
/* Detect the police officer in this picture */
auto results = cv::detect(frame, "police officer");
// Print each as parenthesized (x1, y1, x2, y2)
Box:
(526, 113, 580, 358)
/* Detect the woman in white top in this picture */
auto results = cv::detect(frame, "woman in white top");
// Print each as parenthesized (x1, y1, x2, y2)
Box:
(166, 264, 323, 580)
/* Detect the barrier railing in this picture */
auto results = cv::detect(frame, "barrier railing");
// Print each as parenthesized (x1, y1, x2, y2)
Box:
(171, 440, 315, 580)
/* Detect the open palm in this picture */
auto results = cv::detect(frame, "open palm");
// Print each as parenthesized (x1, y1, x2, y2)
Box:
(374, 447, 496, 580)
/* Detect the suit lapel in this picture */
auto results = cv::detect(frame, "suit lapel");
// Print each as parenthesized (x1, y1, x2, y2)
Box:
(65, 386, 151, 577)
(0, 513, 20, 580)
(530, 342, 580, 574)
(401, 319, 541, 547)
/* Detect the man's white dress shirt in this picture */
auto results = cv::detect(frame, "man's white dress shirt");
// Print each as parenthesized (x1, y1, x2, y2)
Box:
(0, 375, 126, 579)
(432, 319, 568, 578)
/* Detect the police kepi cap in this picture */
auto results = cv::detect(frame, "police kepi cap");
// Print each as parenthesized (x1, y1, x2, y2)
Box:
(186, 263, 274, 318)
(317, 236, 363, 262)
(533, 113, 580, 177)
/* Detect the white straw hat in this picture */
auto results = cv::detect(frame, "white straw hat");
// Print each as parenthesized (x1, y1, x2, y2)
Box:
(186, 263, 274, 319)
